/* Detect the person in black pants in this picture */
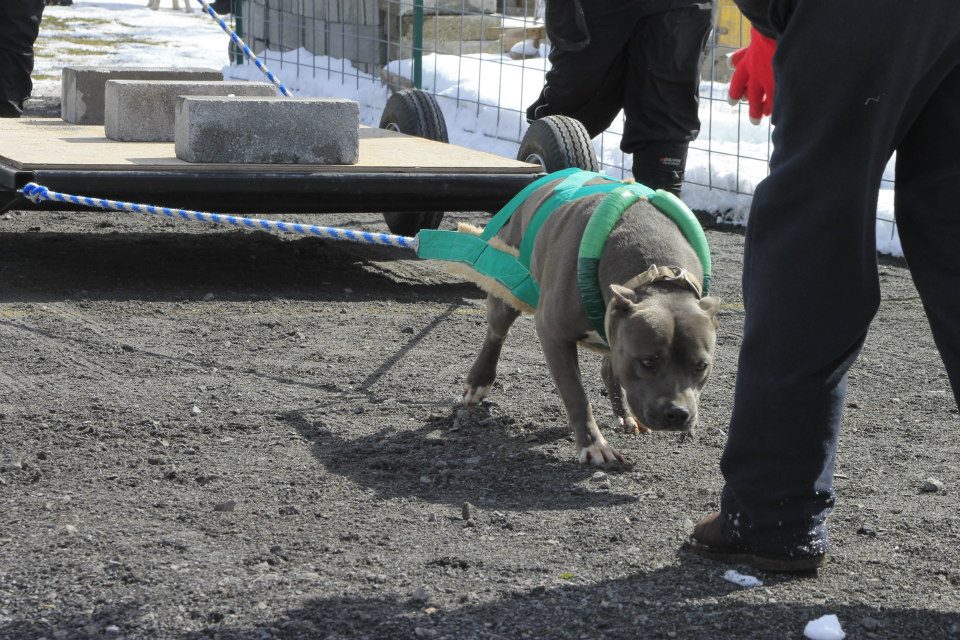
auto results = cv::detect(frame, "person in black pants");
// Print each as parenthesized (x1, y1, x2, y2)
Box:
(688, 0, 960, 571)
(526, 0, 715, 196)
(0, 0, 45, 118)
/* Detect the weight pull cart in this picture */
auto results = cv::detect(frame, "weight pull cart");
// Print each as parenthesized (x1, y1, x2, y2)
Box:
(0, 88, 598, 236)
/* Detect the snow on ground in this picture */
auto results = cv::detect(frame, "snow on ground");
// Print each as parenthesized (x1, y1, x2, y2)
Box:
(722, 569, 763, 588)
(34, 2, 902, 255)
(803, 614, 847, 640)
(34, 0, 228, 97)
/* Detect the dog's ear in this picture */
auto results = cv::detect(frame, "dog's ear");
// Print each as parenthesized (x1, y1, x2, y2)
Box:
(699, 296, 721, 328)
(609, 284, 636, 313)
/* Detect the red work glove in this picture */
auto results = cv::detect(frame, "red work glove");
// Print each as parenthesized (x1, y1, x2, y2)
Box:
(727, 26, 777, 125)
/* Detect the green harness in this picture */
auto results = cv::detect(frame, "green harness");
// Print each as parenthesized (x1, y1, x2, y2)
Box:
(416, 168, 712, 345)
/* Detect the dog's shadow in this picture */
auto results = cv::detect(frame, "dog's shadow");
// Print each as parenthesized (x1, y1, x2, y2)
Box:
(285, 405, 637, 512)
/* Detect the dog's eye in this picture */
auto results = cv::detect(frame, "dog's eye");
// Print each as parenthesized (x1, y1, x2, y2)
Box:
(695, 361, 709, 372)
(639, 358, 657, 370)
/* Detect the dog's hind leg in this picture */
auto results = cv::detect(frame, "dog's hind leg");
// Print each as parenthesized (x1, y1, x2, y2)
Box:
(463, 295, 520, 405)
(601, 356, 651, 435)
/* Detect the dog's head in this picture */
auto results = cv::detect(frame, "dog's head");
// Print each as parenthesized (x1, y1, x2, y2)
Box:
(605, 284, 720, 432)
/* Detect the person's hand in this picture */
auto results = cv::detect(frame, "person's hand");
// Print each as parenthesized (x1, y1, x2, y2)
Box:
(727, 27, 776, 125)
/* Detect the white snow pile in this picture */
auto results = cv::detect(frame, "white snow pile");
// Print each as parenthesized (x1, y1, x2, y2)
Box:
(722, 569, 763, 588)
(803, 614, 846, 640)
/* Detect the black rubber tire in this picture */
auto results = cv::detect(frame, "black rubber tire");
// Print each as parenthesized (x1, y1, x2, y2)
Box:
(517, 115, 599, 173)
(378, 90, 448, 237)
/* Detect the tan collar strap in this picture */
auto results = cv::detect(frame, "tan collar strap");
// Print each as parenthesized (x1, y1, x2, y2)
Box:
(621, 264, 703, 299)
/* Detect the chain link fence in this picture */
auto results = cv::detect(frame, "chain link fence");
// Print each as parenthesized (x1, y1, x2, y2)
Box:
(225, 0, 899, 253)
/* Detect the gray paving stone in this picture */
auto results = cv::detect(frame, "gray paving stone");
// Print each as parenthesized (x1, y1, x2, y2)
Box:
(174, 96, 359, 164)
(104, 80, 277, 142)
(61, 67, 222, 125)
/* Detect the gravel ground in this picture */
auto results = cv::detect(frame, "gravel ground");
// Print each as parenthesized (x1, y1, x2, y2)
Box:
(0, 202, 958, 640)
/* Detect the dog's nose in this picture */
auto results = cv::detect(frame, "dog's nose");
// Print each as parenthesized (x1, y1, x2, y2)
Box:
(663, 404, 690, 429)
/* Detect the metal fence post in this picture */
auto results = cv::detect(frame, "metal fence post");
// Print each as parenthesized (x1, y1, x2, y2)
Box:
(412, 0, 423, 89)
(233, 0, 245, 65)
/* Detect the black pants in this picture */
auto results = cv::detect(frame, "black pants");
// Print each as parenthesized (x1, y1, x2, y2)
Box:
(527, 0, 713, 191)
(720, 0, 960, 557)
(0, 0, 45, 111)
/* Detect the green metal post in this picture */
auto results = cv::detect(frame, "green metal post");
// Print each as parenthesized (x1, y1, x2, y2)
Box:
(412, 0, 423, 89)
(233, 0, 245, 65)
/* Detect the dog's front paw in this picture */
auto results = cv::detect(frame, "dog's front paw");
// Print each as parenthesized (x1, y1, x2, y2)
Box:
(618, 416, 652, 435)
(578, 443, 626, 466)
(462, 384, 490, 406)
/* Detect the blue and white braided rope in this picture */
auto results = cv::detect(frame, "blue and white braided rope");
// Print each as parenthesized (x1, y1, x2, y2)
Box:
(195, 0, 293, 98)
(19, 183, 417, 250)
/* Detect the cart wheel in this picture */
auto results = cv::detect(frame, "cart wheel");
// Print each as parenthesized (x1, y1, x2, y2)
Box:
(517, 115, 599, 173)
(379, 90, 448, 237)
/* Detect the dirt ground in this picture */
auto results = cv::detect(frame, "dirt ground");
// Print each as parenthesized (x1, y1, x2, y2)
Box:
(1, 196, 959, 640)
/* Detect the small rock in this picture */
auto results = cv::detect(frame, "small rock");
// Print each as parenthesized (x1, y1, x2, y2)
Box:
(591, 471, 609, 482)
(105, 625, 121, 635)
(569, 485, 587, 495)
(414, 627, 436, 638)
(401, 326, 415, 334)
(190, 406, 202, 416)
(427, 513, 438, 523)
(419, 475, 432, 485)
(423, 431, 445, 445)
(411, 586, 431, 603)
(202, 292, 215, 301)
(278, 505, 300, 516)
(921, 478, 945, 493)
(861, 617, 881, 631)
(857, 525, 877, 537)
(461, 502, 476, 521)
(464, 456, 481, 466)
(1, 461, 22, 473)
(183, 447, 197, 455)
(213, 500, 236, 512)
(452, 409, 471, 429)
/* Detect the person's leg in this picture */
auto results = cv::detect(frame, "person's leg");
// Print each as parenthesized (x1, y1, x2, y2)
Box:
(894, 66, 960, 406)
(623, 3, 713, 195)
(0, 0, 45, 116)
(708, 4, 960, 560)
(526, 2, 643, 138)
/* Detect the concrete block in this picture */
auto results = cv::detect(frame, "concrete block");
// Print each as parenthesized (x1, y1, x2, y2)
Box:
(303, 17, 327, 54)
(328, 22, 381, 65)
(267, 0, 303, 50)
(175, 96, 360, 164)
(104, 81, 277, 142)
(386, 0, 497, 16)
(61, 67, 222, 125)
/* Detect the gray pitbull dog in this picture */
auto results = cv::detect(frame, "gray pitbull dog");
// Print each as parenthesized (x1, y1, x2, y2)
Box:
(460, 175, 720, 466)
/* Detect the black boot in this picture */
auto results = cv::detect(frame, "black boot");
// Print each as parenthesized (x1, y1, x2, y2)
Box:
(0, 100, 23, 118)
(631, 141, 689, 197)
(209, 0, 232, 14)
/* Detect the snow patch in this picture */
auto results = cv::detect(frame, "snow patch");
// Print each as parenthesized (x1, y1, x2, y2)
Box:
(722, 569, 762, 588)
(803, 614, 846, 640)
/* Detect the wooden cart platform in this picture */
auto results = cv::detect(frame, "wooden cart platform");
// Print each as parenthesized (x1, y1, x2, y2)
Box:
(0, 118, 543, 214)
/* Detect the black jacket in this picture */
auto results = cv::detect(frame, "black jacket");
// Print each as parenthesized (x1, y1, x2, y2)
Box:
(733, 0, 778, 39)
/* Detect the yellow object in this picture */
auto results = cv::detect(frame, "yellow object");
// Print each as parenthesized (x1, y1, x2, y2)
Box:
(715, 0, 751, 48)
